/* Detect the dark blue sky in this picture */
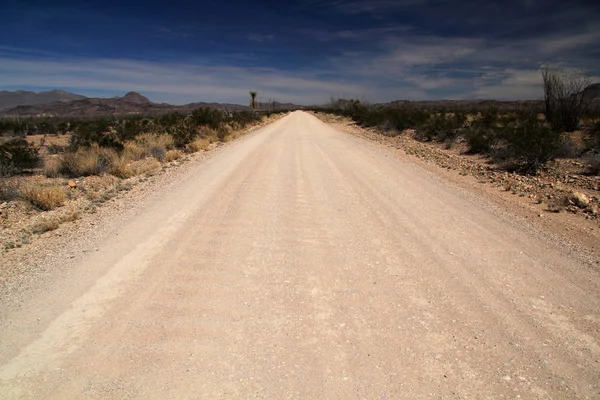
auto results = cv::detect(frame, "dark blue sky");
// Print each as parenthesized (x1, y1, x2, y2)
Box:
(1, 0, 598, 104)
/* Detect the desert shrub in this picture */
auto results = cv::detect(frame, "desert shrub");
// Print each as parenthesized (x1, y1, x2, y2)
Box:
(70, 119, 121, 150)
(109, 156, 133, 178)
(31, 217, 61, 234)
(0, 118, 30, 136)
(122, 141, 146, 162)
(0, 179, 19, 201)
(0, 138, 40, 175)
(168, 118, 198, 147)
(20, 182, 66, 210)
(130, 158, 161, 176)
(552, 134, 579, 158)
(376, 109, 430, 133)
(187, 138, 211, 152)
(198, 126, 218, 141)
(464, 125, 497, 154)
(149, 146, 166, 161)
(135, 133, 174, 151)
(418, 112, 467, 142)
(216, 124, 232, 141)
(58, 146, 117, 176)
(542, 68, 594, 132)
(127, 134, 175, 161)
(329, 103, 430, 134)
(44, 157, 61, 177)
(586, 153, 600, 175)
(230, 111, 261, 128)
(157, 112, 185, 131)
(164, 149, 183, 162)
(46, 142, 69, 155)
(500, 120, 561, 173)
(587, 120, 600, 150)
(117, 117, 145, 141)
(191, 108, 223, 129)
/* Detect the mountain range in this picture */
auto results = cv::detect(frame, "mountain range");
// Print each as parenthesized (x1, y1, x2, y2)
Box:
(0, 90, 86, 111)
(0, 90, 302, 117)
(1, 85, 598, 117)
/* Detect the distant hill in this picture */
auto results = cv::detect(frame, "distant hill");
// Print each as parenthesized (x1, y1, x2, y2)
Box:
(0, 91, 304, 117)
(383, 99, 547, 111)
(583, 83, 600, 99)
(0, 90, 86, 111)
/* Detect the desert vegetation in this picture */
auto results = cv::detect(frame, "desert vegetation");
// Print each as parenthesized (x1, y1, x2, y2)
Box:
(314, 90, 599, 175)
(0, 107, 286, 250)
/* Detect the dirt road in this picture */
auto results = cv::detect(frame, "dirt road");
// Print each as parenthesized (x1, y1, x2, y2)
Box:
(1, 111, 599, 399)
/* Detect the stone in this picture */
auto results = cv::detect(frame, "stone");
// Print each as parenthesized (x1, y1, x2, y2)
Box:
(569, 192, 589, 207)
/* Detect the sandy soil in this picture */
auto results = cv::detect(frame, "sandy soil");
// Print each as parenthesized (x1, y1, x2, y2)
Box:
(0, 111, 599, 399)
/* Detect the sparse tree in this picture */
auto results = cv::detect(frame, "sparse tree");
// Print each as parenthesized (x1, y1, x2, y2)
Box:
(249, 91, 258, 110)
(542, 68, 593, 132)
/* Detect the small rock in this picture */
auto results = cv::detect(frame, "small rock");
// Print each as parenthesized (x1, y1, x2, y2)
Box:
(501, 375, 511, 381)
(569, 192, 589, 207)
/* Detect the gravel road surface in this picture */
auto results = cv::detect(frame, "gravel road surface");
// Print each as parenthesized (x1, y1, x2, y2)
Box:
(1, 111, 599, 399)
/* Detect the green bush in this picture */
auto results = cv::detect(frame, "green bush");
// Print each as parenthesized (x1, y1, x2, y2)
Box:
(588, 120, 600, 150)
(464, 126, 497, 154)
(500, 120, 561, 173)
(0, 179, 19, 201)
(70, 119, 124, 150)
(586, 153, 600, 175)
(168, 117, 198, 147)
(0, 138, 40, 175)
(58, 146, 117, 177)
(191, 108, 223, 129)
(418, 112, 466, 142)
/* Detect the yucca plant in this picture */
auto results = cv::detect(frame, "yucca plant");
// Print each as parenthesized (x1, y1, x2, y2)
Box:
(249, 91, 258, 110)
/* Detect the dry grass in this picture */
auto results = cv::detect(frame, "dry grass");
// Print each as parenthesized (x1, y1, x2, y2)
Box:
(29, 210, 78, 235)
(123, 142, 147, 162)
(198, 126, 219, 142)
(187, 138, 211, 153)
(30, 217, 60, 234)
(109, 156, 134, 179)
(0, 178, 19, 202)
(20, 179, 66, 210)
(130, 158, 161, 176)
(121, 134, 176, 163)
(58, 146, 117, 177)
(165, 149, 184, 162)
(547, 194, 570, 213)
(135, 133, 174, 151)
(587, 153, 600, 175)
(44, 156, 61, 177)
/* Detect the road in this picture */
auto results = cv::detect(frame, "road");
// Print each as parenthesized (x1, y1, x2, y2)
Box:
(1, 111, 599, 399)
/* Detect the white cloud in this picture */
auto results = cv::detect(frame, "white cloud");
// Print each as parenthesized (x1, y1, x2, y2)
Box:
(538, 31, 600, 54)
(2, 21, 599, 105)
(0, 55, 379, 105)
(247, 34, 274, 43)
(473, 68, 543, 99)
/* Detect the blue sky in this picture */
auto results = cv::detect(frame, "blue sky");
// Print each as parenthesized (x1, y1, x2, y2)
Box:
(0, 0, 598, 105)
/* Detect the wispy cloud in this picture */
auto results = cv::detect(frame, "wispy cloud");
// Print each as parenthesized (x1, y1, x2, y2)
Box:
(1, 0, 598, 105)
(306, 0, 423, 14)
(247, 33, 274, 43)
(154, 26, 196, 39)
(0, 53, 381, 105)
